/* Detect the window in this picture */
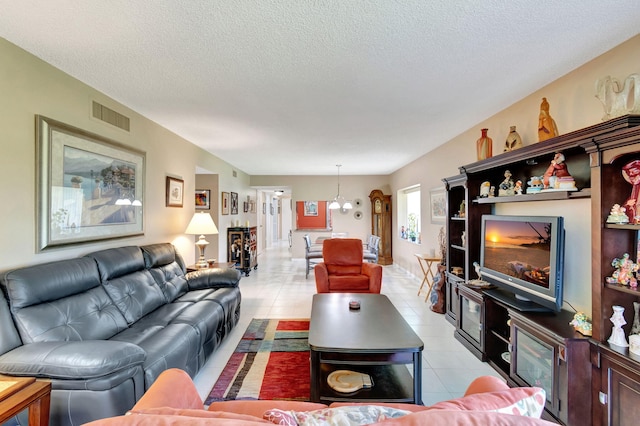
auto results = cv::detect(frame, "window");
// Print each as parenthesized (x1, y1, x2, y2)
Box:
(398, 185, 421, 244)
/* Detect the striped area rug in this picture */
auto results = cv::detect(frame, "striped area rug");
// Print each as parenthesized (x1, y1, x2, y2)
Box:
(205, 318, 310, 404)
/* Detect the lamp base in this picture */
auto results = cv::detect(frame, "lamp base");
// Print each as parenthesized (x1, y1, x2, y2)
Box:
(195, 236, 210, 269)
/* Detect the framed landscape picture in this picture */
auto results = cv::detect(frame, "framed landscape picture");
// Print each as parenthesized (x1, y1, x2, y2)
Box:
(195, 189, 210, 210)
(36, 115, 145, 251)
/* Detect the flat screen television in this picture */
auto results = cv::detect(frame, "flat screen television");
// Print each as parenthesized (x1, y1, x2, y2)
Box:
(479, 214, 565, 313)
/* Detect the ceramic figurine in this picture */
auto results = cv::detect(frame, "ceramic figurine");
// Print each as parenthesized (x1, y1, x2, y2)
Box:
(610, 253, 638, 287)
(514, 180, 523, 195)
(622, 159, 640, 224)
(631, 301, 640, 335)
(542, 152, 576, 190)
(608, 305, 629, 347)
(526, 176, 544, 194)
(498, 169, 515, 196)
(476, 128, 493, 161)
(606, 204, 629, 224)
(479, 181, 490, 198)
(538, 97, 559, 142)
(489, 186, 496, 197)
(595, 73, 640, 121)
(504, 126, 523, 152)
(569, 312, 592, 336)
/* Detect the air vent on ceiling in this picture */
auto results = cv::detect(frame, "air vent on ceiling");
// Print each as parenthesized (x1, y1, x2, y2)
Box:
(92, 101, 130, 131)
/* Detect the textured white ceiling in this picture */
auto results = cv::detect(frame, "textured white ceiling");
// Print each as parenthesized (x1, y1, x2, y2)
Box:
(1, 1, 639, 175)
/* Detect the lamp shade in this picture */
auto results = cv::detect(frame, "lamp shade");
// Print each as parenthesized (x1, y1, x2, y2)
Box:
(185, 212, 219, 235)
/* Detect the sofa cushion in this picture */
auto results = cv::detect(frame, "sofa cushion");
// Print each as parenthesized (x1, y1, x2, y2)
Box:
(131, 408, 270, 423)
(0, 340, 145, 379)
(328, 275, 370, 291)
(3, 258, 129, 342)
(0, 289, 23, 353)
(207, 401, 328, 419)
(428, 386, 546, 417)
(142, 243, 189, 302)
(263, 405, 410, 425)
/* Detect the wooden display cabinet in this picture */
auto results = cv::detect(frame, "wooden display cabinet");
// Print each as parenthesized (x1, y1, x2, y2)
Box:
(580, 117, 640, 425)
(369, 190, 393, 265)
(227, 226, 258, 276)
(443, 115, 640, 425)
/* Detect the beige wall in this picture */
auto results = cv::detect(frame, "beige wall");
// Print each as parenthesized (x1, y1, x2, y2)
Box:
(390, 33, 640, 313)
(0, 38, 249, 269)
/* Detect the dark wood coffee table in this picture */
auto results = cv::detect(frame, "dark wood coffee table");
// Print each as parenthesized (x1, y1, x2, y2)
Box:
(309, 293, 423, 404)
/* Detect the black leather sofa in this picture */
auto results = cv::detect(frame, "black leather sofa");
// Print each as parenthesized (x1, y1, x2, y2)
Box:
(0, 243, 241, 426)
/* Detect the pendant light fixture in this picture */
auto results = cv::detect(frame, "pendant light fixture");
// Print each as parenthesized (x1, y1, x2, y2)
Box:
(329, 164, 352, 210)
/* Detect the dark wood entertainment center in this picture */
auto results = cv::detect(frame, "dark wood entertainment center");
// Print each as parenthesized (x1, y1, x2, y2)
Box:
(443, 115, 640, 425)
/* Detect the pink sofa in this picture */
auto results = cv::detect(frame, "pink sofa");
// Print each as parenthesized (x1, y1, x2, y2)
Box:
(84, 369, 556, 425)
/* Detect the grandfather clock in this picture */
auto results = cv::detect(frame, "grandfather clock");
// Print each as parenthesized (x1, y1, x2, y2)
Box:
(369, 189, 392, 265)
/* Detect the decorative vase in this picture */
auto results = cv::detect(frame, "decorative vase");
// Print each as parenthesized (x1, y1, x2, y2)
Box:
(608, 305, 629, 347)
(504, 126, 523, 152)
(476, 128, 493, 161)
(632, 301, 640, 335)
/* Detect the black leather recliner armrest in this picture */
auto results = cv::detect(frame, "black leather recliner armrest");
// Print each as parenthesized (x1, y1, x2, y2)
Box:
(0, 340, 145, 379)
(186, 267, 241, 290)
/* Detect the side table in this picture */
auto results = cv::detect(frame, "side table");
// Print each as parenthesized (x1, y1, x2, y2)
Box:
(186, 262, 236, 273)
(0, 376, 51, 426)
(414, 254, 441, 302)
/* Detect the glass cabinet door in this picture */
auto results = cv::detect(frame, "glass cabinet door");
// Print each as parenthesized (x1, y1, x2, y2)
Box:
(513, 327, 554, 405)
(460, 293, 482, 344)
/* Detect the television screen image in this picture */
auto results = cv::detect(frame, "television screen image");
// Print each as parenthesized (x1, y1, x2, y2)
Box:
(480, 215, 565, 312)
(483, 219, 552, 290)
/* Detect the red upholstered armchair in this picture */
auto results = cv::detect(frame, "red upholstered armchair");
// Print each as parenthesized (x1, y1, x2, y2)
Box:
(314, 238, 383, 293)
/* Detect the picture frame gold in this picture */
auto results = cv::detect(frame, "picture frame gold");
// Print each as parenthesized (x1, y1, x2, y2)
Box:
(36, 115, 145, 251)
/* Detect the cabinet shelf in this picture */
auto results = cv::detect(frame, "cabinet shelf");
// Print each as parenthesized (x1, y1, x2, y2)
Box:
(450, 217, 466, 221)
(604, 223, 640, 230)
(451, 244, 466, 251)
(490, 329, 510, 345)
(474, 188, 591, 204)
(604, 282, 640, 296)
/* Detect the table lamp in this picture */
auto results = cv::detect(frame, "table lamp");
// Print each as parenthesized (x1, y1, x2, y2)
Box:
(185, 212, 219, 268)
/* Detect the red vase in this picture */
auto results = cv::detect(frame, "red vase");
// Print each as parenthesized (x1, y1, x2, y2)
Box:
(476, 128, 493, 161)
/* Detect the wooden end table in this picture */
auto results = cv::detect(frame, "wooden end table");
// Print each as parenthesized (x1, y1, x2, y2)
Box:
(0, 376, 51, 426)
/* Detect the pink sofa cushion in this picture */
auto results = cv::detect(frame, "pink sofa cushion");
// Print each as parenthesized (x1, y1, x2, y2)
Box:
(208, 400, 327, 419)
(263, 405, 410, 425)
(130, 407, 269, 422)
(429, 386, 546, 417)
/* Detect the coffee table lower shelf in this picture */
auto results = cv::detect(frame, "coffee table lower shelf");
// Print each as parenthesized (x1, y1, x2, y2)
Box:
(316, 363, 415, 403)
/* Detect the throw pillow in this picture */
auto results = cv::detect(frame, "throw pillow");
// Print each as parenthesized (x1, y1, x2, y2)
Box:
(263, 405, 410, 426)
(429, 387, 546, 418)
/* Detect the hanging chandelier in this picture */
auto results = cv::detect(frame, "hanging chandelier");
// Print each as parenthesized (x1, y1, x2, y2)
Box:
(328, 164, 352, 210)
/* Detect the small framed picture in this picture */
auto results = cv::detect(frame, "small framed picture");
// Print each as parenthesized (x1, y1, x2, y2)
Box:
(166, 177, 184, 208)
(243, 201, 249, 213)
(231, 192, 239, 215)
(430, 187, 446, 224)
(195, 189, 210, 210)
(304, 201, 319, 216)
(221, 192, 230, 215)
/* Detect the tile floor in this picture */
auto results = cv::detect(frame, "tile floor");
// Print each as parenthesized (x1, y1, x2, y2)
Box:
(193, 241, 502, 406)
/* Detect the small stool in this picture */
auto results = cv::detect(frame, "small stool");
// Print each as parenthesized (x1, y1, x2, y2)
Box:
(415, 254, 441, 301)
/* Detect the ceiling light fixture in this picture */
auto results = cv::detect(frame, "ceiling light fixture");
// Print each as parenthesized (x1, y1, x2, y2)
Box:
(274, 190, 284, 196)
(328, 164, 352, 210)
